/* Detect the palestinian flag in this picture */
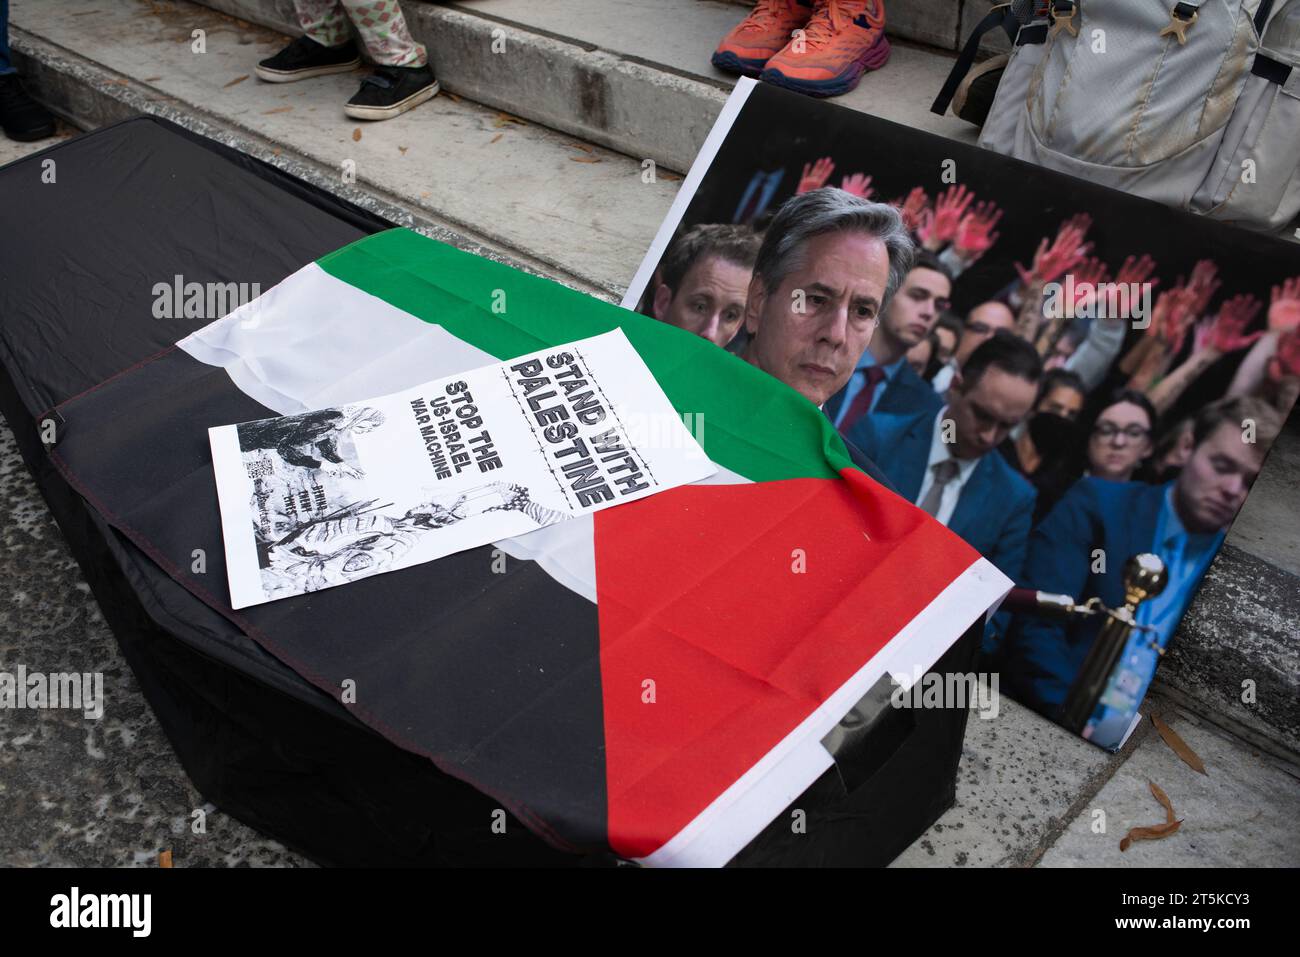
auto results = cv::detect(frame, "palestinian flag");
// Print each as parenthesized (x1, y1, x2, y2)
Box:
(45, 227, 1008, 866)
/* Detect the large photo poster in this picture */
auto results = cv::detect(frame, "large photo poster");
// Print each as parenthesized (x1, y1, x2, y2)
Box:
(625, 77, 1299, 752)
(210, 329, 715, 607)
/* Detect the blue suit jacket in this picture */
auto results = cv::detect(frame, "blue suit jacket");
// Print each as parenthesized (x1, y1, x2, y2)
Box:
(848, 408, 1037, 582)
(999, 478, 1169, 719)
(825, 360, 944, 424)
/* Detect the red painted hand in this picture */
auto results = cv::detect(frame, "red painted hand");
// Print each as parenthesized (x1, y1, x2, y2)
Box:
(1195, 294, 1264, 354)
(838, 172, 874, 199)
(1268, 329, 1300, 384)
(796, 156, 836, 194)
(953, 200, 1003, 260)
(1268, 276, 1300, 334)
(918, 183, 976, 249)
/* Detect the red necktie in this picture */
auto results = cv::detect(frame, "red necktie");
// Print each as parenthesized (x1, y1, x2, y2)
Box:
(837, 366, 887, 436)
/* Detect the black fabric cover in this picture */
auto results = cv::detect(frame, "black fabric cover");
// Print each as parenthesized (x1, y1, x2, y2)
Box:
(0, 117, 975, 866)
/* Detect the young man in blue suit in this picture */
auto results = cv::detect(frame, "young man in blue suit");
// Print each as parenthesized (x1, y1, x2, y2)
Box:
(999, 396, 1281, 742)
(824, 251, 950, 436)
(847, 331, 1042, 582)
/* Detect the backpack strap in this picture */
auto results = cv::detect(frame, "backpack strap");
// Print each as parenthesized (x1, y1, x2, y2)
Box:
(930, 1, 1050, 117)
(1252, 53, 1300, 99)
(1250, 0, 1294, 99)
(1255, 0, 1276, 34)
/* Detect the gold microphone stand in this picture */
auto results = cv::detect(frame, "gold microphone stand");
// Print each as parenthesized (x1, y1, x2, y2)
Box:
(1057, 553, 1168, 734)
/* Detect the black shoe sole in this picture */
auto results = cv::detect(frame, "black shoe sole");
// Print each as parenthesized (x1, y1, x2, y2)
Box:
(344, 79, 440, 120)
(255, 57, 362, 83)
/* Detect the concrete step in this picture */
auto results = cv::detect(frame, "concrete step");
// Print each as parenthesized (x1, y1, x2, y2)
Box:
(191, 0, 979, 174)
(8, 0, 690, 298)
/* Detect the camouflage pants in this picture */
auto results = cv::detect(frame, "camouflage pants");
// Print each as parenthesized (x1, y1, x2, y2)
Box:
(293, 0, 428, 67)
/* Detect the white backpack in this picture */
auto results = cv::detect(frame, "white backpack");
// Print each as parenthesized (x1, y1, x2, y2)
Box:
(948, 0, 1300, 232)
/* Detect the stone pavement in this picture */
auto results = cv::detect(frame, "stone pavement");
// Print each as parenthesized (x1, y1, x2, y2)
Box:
(0, 417, 308, 866)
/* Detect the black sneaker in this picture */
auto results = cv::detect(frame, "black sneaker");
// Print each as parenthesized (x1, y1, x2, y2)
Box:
(344, 64, 439, 121)
(255, 35, 361, 83)
(0, 74, 56, 142)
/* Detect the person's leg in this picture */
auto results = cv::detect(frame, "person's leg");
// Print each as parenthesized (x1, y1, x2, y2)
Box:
(712, 0, 814, 78)
(1, 0, 15, 76)
(256, 0, 361, 83)
(294, 0, 354, 49)
(337, 0, 426, 67)
(761, 0, 891, 98)
(338, 0, 436, 120)
(0, 0, 57, 141)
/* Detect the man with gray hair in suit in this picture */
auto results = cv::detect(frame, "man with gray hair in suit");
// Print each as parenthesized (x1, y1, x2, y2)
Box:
(740, 187, 914, 485)
(741, 187, 915, 409)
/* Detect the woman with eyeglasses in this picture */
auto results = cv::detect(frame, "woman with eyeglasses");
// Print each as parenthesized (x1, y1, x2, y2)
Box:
(1084, 389, 1158, 483)
(1027, 388, 1158, 523)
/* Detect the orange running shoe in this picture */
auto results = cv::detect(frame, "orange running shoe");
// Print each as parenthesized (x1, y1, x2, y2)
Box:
(761, 0, 891, 97)
(712, 0, 816, 78)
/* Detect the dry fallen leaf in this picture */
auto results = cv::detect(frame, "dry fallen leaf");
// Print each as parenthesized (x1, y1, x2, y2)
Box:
(352, 127, 362, 142)
(398, 146, 409, 155)
(223, 74, 249, 89)
(158, 850, 173, 868)
(492, 111, 527, 128)
(262, 106, 292, 115)
(1119, 778, 1184, 851)
(1120, 819, 1182, 851)
(1148, 779, 1175, 824)
(568, 142, 594, 153)
(144, 75, 163, 82)
(570, 156, 601, 164)
(490, 133, 503, 144)
(1152, 715, 1207, 775)
(444, 91, 461, 103)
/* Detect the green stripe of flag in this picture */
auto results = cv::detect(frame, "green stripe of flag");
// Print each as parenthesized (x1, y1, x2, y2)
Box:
(317, 228, 858, 484)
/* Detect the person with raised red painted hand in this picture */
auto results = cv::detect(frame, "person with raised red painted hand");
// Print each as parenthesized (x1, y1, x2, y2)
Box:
(917, 184, 976, 253)
(1146, 294, 1265, 415)
(838, 171, 874, 199)
(795, 156, 836, 194)
(1011, 216, 1095, 336)
(950, 200, 1003, 268)
(1265, 329, 1300, 415)
(1124, 260, 1224, 396)
(891, 186, 929, 234)
(795, 159, 872, 200)
(1226, 275, 1300, 416)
